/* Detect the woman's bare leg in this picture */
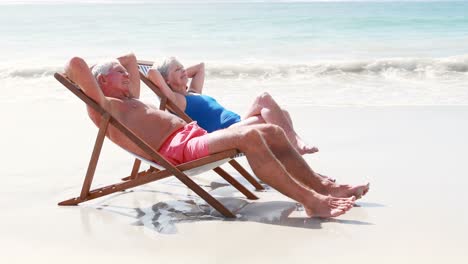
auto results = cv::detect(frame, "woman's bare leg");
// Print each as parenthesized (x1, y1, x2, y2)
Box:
(203, 125, 354, 218)
(241, 92, 318, 155)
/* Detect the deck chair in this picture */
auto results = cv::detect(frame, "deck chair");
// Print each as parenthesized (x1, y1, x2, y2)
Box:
(137, 60, 264, 192)
(54, 72, 262, 218)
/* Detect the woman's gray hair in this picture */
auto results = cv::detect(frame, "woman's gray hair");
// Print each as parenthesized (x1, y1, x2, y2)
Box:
(91, 59, 119, 80)
(154, 57, 177, 80)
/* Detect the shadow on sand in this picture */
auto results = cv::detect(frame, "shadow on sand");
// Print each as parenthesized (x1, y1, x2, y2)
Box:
(82, 194, 374, 235)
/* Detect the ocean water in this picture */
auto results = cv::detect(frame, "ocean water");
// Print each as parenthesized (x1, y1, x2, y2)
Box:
(1, 1, 468, 106)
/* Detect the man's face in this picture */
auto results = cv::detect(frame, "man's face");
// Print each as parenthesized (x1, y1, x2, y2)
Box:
(101, 63, 130, 97)
(167, 60, 188, 89)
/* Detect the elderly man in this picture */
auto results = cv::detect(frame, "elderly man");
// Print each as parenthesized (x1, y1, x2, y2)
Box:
(65, 53, 369, 218)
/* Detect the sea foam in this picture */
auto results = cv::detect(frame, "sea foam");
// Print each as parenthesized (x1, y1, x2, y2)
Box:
(3, 56, 468, 80)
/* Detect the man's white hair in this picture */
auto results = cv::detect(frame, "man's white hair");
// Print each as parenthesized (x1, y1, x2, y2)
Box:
(91, 59, 119, 80)
(154, 57, 177, 80)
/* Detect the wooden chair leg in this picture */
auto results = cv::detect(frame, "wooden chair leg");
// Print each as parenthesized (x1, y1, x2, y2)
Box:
(228, 160, 264, 191)
(79, 114, 110, 201)
(213, 167, 258, 200)
(171, 171, 236, 218)
(129, 159, 142, 179)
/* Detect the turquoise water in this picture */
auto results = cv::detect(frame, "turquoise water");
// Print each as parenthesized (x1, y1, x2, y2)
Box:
(1, 1, 467, 106)
(1, 1, 468, 61)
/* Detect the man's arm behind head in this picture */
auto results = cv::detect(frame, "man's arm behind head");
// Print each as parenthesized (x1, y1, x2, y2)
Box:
(65, 57, 109, 109)
(117, 53, 140, 98)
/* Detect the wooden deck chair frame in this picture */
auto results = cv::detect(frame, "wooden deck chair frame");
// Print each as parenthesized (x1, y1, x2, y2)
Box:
(137, 60, 264, 192)
(54, 72, 261, 218)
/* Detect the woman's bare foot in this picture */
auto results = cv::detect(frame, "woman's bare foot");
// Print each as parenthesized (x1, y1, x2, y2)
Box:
(324, 183, 370, 199)
(304, 195, 355, 218)
(318, 173, 336, 183)
(297, 145, 319, 155)
(288, 134, 319, 155)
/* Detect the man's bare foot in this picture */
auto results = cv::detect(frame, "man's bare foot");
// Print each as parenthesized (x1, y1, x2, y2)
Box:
(324, 183, 370, 199)
(304, 195, 355, 218)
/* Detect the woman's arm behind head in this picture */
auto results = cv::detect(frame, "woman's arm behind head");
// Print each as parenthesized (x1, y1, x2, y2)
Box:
(147, 67, 188, 111)
(186, 62, 205, 94)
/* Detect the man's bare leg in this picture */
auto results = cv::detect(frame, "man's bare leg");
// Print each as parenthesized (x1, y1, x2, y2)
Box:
(254, 124, 370, 199)
(241, 92, 318, 155)
(204, 126, 355, 218)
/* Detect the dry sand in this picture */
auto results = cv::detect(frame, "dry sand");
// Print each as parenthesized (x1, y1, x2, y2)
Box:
(1, 90, 468, 263)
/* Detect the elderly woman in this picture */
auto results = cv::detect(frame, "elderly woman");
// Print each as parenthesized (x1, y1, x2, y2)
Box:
(147, 57, 318, 155)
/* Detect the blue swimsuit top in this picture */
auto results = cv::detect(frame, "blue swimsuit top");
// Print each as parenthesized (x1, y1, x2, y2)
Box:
(185, 94, 241, 133)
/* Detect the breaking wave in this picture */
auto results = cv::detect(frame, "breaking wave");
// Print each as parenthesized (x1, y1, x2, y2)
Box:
(205, 56, 468, 79)
(2, 55, 468, 80)
(0, 66, 61, 79)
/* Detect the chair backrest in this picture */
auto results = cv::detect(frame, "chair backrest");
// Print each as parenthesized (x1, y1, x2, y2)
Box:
(138, 60, 153, 75)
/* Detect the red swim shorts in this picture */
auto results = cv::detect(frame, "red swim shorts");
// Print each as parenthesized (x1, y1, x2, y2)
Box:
(158, 122, 210, 165)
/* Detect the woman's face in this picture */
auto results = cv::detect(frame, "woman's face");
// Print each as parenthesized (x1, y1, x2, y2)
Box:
(166, 60, 188, 90)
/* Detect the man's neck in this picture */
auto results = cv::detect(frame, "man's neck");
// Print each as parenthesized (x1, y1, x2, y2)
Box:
(108, 92, 132, 101)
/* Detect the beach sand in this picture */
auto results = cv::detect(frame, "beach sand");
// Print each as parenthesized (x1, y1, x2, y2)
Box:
(1, 93, 468, 263)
